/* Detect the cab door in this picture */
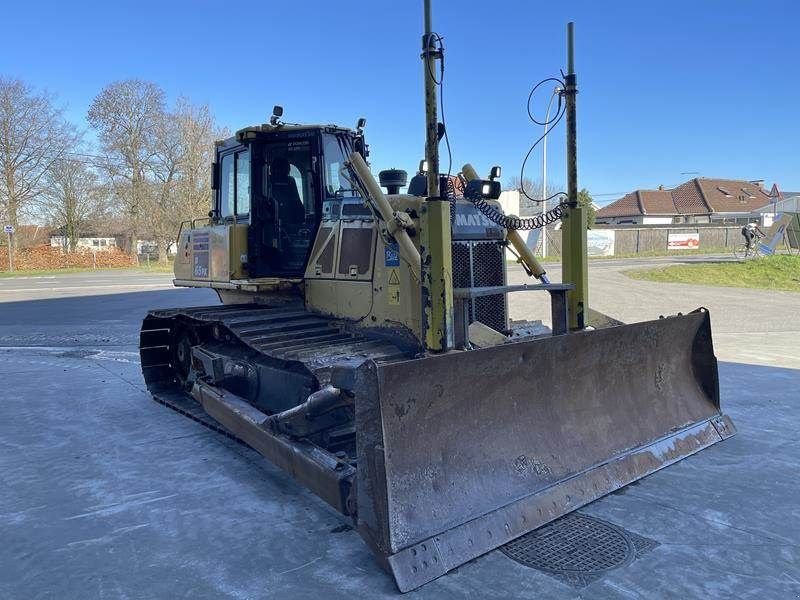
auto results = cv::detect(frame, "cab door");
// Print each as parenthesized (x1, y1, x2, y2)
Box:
(260, 137, 320, 276)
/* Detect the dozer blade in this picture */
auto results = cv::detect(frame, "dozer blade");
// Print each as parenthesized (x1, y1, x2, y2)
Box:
(347, 308, 734, 592)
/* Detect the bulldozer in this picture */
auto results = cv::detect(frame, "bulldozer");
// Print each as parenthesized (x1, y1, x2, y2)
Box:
(139, 6, 734, 593)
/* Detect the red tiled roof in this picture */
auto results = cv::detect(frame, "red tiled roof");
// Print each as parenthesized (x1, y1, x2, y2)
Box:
(694, 178, 770, 213)
(597, 178, 771, 219)
(639, 190, 677, 214)
(596, 192, 642, 218)
(670, 180, 713, 214)
(596, 190, 677, 218)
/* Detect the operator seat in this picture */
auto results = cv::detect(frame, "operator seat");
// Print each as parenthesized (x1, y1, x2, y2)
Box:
(270, 157, 305, 223)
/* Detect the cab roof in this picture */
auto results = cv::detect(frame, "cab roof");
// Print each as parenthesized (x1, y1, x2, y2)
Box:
(215, 123, 357, 149)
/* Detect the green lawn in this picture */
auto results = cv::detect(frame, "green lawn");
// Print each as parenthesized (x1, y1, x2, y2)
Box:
(0, 263, 174, 278)
(626, 255, 800, 292)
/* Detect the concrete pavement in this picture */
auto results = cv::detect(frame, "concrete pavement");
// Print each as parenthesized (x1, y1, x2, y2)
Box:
(0, 262, 798, 599)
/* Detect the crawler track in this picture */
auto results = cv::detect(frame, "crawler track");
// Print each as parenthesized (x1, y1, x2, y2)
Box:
(139, 303, 412, 432)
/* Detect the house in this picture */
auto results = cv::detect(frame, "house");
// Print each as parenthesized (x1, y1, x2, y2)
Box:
(593, 189, 677, 225)
(596, 178, 772, 225)
(50, 229, 120, 251)
(671, 178, 771, 224)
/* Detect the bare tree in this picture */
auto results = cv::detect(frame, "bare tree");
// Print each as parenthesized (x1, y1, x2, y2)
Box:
(137, 98, 220, 263)
(39, 157, 108, 251)
(175, 99, 217, 220)
(505, 176, 563, 216)
(88, 79, 165, 253)
(141, 109, 184, 263)
(89, 81, 220, 263)
(0, 78, 79, 247)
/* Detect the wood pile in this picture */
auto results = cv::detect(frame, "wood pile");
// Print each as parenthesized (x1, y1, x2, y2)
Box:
(0, 245, 137, 271)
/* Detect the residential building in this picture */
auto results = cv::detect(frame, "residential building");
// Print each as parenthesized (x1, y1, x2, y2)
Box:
(596, 178, 771, 225)
(50, 229, 120, 251)
(593, 189, 677, 225)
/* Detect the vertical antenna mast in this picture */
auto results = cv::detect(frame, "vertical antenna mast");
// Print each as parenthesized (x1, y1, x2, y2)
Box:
(562, 22, 588, 330)
(422, 0, 440, 197)
(419, 0, 454, 352)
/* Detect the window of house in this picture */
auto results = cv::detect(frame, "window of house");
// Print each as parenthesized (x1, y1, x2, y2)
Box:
(741, 188, 755, 199)
(717, 186, 732, 197)
(100, 239, 107, 246)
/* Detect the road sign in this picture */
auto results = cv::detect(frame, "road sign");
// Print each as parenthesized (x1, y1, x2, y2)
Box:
(3, 225, 13, 234)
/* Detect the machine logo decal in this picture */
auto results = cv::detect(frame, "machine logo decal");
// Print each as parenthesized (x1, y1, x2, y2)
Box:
(385, 243, 400, 266)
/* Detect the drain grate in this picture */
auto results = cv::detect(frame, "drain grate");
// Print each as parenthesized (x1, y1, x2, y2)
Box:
(500, 512, 658, 588)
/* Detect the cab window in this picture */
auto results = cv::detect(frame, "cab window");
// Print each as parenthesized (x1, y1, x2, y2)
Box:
(236, 151, 250, 215)
(219, 150, 250, 217)
(323, 134, 352, 198)
(220, 154, 234, 216)
(289, 164, 306, 207)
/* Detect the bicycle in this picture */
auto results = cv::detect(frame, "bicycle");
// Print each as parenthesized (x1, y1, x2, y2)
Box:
(733, 234, 764, 260)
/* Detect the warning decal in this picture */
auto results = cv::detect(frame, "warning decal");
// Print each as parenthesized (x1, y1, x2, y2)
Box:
(388, 268, 400, 305)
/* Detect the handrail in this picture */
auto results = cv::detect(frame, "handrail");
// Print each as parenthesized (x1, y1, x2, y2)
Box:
(175, 216, 213, 248)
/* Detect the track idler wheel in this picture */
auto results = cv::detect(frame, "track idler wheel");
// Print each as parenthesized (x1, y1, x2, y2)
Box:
(171, 326, 199, 389)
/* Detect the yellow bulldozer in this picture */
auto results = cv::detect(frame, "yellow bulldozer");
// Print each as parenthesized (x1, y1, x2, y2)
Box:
(139, 5, 734, 593)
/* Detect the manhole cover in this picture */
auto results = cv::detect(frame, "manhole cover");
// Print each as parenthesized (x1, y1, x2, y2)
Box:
(501, 512, 658, 588)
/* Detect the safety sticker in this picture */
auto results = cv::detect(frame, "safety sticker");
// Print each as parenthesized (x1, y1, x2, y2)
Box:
(388, 267, 401, 305)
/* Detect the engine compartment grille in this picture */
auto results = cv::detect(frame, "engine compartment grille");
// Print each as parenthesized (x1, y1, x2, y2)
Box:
(452, 240, 507, 335)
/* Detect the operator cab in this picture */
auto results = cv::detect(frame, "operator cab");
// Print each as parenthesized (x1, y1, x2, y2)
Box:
(212, 123, 364, 278)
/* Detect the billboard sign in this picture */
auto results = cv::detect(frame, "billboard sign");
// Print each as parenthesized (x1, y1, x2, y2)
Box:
(587, 230, 615, 256)
(668, 232, 700, 250)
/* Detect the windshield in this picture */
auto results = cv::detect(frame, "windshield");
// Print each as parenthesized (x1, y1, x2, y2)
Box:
(323, 134, 358, 198)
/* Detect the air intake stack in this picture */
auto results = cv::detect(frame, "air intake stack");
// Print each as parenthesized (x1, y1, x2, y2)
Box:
(379, 169, 408, 195)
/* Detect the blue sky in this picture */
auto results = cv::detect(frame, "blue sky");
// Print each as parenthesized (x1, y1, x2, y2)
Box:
(3, 0, 798, 203)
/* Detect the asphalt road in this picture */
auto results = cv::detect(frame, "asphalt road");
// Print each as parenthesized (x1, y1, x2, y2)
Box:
(1, 261, 798, 599)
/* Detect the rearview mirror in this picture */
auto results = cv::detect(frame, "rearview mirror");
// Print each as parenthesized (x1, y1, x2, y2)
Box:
(211, 162, 219, 190)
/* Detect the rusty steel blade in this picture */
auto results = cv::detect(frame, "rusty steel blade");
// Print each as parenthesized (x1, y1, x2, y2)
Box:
(351, 309, 734, 592)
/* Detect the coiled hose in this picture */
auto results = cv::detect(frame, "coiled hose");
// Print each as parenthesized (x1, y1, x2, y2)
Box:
(471, 196, 567, 231)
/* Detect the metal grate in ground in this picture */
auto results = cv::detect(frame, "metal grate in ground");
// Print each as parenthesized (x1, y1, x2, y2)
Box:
(500, 512, 659, 588)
